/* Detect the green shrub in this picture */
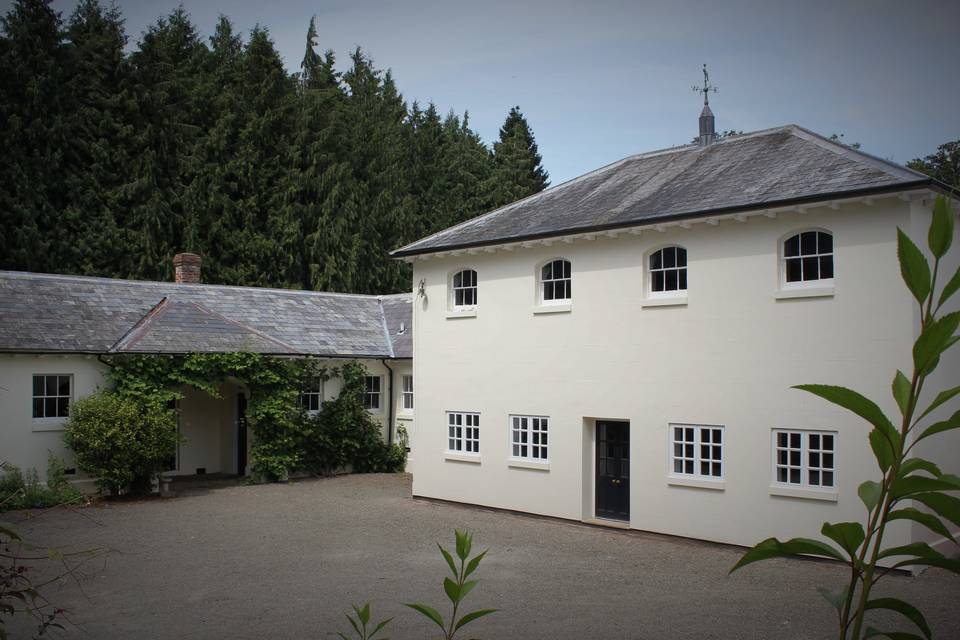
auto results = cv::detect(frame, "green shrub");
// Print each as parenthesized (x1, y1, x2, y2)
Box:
(64, 391, 179, 496)
(0, 456, 82, 511)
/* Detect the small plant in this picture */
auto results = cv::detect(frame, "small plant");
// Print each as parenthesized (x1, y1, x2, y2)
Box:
(336, 603, 391, 640)
(405, 530, 497, 640)
(730, 196, 960, 639)
(0, 457, 81, 512)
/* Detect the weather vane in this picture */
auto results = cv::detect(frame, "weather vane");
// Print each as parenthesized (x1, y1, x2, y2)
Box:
(692, 63, 718, 106)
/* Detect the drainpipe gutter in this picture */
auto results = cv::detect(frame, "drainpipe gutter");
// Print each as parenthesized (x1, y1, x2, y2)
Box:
(381, 359, 394, 446)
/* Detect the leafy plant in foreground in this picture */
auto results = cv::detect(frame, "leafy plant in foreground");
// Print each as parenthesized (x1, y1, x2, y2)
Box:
(336, 603, 391, 640)
(731, 196, 960, 639)
(405, 530, 497, 639)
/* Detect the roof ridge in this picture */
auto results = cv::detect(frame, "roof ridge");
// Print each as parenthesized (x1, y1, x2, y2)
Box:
(0, 270, 391, 301)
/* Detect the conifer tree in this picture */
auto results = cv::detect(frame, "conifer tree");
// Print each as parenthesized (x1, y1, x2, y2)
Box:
(487, 105, 549, 208)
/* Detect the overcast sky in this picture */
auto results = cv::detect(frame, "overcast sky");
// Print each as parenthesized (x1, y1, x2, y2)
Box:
(10, 0, 960, 184)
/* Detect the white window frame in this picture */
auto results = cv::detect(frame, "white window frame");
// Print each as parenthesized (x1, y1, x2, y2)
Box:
(401, 374, 413, 412)
(538, 259, 571, 305)
(780, 229, 835, 290)
(300, 377, 324, 415)
(450, 269, 478, 310)
(363, 375, 382, 412)
(669, 423, 724, 481)
(447, 411, 480, 455)
(509, 415, 549, 462)
(648, 246, 688, 299)
(31, 374, 72, 423)
(772, 429, 837, 490)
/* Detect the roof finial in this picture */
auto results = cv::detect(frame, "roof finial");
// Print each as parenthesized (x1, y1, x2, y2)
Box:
(693, 63, 718, 106)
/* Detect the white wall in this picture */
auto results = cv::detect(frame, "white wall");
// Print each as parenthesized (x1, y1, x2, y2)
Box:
(409, 197, 954, 549)
(0, 355, 109, 477)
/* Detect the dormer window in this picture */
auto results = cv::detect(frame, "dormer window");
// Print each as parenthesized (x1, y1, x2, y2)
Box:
(451, 269, 478, 309)
(649, 246, 687, 296)
(540, 259, 571, 304)
(783, 231, 833, 286)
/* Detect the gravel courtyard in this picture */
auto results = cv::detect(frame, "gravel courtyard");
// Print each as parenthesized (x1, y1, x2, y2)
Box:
(6, 473, 958, 639)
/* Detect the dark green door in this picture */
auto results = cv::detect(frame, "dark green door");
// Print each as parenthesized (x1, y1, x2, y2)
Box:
(596, 421, 630, 521)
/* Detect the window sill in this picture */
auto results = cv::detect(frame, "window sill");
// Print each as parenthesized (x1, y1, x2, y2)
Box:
(640, 296, 688, 308)
(444, 452, 481, 464)
(446, 309, 477, 319)
(32, 420, 67, 432)
(397, 414, 413, 421)
(667, 476, 725, 491)
(533, 303, 571, 315)
(508, 459, 550, 471)
(775, 286, 835, 300)
(769, 485, 838, 502)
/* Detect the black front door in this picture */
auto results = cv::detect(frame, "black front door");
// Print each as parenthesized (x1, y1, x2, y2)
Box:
(237, 392, 248, 475)
(596, 421, 630, 521)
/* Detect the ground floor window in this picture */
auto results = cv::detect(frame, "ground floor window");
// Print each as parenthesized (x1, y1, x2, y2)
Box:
(364, 376, 381, 410)
(401, 375, 413, 410)
(671, 424, 723, 479)
(32, 374, 71, 419)
(447, 412, 480, 454)
(510, 415, 549, 461)
(773, 430, 835, 488)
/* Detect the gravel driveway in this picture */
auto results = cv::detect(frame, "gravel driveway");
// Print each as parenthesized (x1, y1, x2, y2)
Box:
(5, 474, 958, 639)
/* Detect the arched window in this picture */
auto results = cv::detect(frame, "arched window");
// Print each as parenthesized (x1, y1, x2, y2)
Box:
(451, 269, 478, 308)
(783, 230, 833, 284)
(649, 246, 687, 295)
(540, 259, 571, 303)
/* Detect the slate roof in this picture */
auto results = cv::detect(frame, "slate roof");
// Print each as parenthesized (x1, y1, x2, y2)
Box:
(0, 271, 412, 358)
(392, 125, 942, 257)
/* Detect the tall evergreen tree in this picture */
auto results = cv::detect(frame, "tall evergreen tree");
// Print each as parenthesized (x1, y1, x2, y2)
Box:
(487, 105, 549, 208)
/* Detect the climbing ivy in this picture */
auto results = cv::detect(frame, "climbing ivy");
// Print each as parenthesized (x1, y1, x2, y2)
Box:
(103, 353, 403, 481)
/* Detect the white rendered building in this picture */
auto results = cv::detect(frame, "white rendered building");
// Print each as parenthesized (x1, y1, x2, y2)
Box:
(393, 122, 960, 553)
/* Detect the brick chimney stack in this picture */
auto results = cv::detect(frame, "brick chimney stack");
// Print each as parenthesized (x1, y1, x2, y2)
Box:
(173, 253, 202, 284)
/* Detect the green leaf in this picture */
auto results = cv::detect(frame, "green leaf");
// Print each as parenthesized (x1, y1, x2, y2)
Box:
(866, 598, 931, 639)
(928, 195, 954, 259)
(346, 612, 362, 637)
(870, 428, 895, 472)
(892, 370, 912, 417)
(916, 385, 960, 422)
(358, 602, 370, 626)
(729, 537, 846, 573)
(899, 458, 942, 478)
(369, 617, 393, 639)
(793, 385, 899, 451)
(464, 549, 487, 578)
(444, 576, 461, 604)
(453, 608, 498, 632)
(404, 603, 446, 631)
(455, 530, 470, 560)
(913, 312, 960, 375)
(859, 480, 883, 511)
(864, 626, 926, 640)
(816, 586, 847, 612)
(898, 228, 932, 304)
(821, 521, 865, 558)
(888, 508, 955, 543)
(917, 408, 960, 443)
(891, 475, 960, 500)
(438, 543, 458, 577)
(911, 491, 960, 527)
(939, 264, 960, 307)
(458, 579, 478, 602)
(877, 541, 944, 562)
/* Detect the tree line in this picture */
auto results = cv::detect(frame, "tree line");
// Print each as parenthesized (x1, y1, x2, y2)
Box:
(0, 0, 549, 293)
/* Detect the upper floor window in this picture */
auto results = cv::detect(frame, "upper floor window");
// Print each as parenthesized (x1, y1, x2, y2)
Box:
(363, 375, 382, 411)
(649, 246, 687, 296)
(773, 429, 835, 489)
(783, 230, 833, 285)
(671, 423, 723, 479)
(451, 269, 478, 308)
(401, 374, 414, 411)
(447, 411, 480, 454)
(540, 259, 571, 304)
(300, 377, 323, 414)
(32, 375, 71, 419)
